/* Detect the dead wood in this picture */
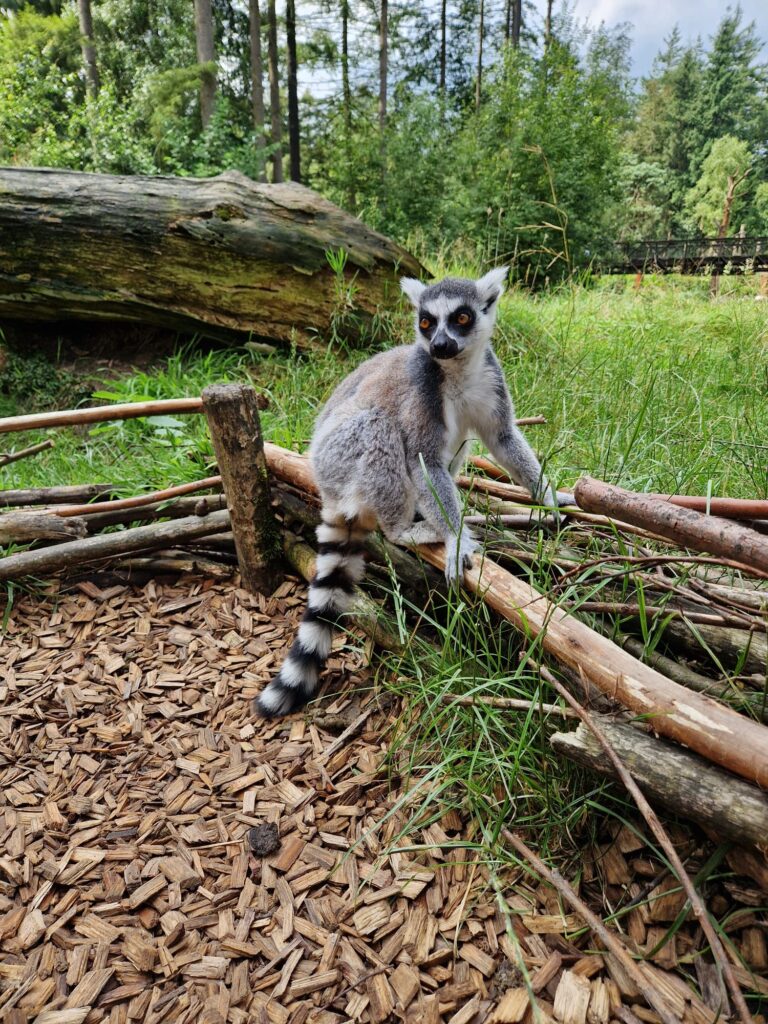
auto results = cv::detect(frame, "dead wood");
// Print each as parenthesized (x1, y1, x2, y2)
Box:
(647, 493, 768, 520)
(81, 494, 229, 531)
(0, 439, 54, 466)
(0, 509, 231, 580)
(263, 443, 768, 788)
(0, 484, 113, 507)
(0, 167, 421, 346)
(203, 384, 280, 594)
(51, 475, 222, 518)
(541, 665, 752, 1023)
(0, 398, 204, 435)
(575, 476, 768, 574)
(550, 717, 768, 850)
(0, 511, 87, 544)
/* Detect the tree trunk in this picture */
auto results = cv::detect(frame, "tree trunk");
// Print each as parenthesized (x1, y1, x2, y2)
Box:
(194, 0, 216, 129)
(545, 0, 553, 50)
(249, 0, 267, 180)
(267, 0, 283, 183)
(0, 168, 422, 347)
(551, 719, 768, 851)
(340, 0, 355, 212)
(379, 0, 388, 133)
(511, 0, 522, 48)
(475, 0, 484, 110)
(439, 0, 447, 95)
(77, 0, 100, 98)
(285, 0, 301, 183)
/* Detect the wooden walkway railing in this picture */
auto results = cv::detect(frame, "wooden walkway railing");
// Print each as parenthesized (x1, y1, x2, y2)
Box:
(606, 235, 768, 274)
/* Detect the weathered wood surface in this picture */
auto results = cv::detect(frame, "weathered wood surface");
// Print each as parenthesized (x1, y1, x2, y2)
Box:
(0, 168, 422, 345)
(0, 509, 231, 580)
(202, 384, 280, 594)
(0, 398, 204, 435)
(0, 483, 113, 507)
(575, 476, 768, 574)
(0, 511, 87, 544)
(262, 443, 768, 789)
(551, 719, 768, 851)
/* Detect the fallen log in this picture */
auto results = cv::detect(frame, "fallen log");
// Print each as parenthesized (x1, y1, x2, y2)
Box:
(0, 168, 422, 346)
(82, 494, 229, 531)
(261, 443, 768, 789)
(551, 719, 768, 852)
(0, 510, 231, 580)
(575, 476, 768, 574)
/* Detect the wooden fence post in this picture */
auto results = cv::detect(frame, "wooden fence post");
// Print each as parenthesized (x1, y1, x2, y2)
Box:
(202, 384, 281, 594)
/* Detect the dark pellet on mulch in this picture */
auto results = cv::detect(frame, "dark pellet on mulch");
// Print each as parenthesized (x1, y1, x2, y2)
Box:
(248, 822, 280, 856)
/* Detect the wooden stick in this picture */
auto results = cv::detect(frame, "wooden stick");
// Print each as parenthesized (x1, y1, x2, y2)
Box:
(571, 600, 763, 631)
(261, 443, 768, 788)
(0, 484, 113, 508)
(499, 828, 680, 1024)
(80, 494, 229, 531)
(550, 716, 768, 848)
(0, 439, 54, 466)
(0, 510, 231, 580)
(50, 476, 223, 518)
(540, 664, 751, 1024)
(438, 693, 578, 717)
(0, 397, 203, 434)
(203, 385, 280, 594)
(575, 476, 768, 574)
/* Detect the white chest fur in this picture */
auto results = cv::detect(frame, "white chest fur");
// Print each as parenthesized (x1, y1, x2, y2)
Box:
(441, 347, 500, 472)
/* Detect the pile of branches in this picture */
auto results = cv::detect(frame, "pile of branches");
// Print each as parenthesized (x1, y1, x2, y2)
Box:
(2, 394, 768, 1018)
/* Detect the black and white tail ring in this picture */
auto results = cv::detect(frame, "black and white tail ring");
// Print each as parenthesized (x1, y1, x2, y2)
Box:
(253, 519, 368, 718)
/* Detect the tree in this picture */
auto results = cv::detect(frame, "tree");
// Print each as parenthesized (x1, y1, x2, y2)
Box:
(379, 0, 388, 132)
(439, 0, 446, 94)
(511, 0, 522, 49)
(249, 0, 266, 178)
(286, 0, 300, 182)
(77, 0, 99, 97)
(266, 0, 282, 182)
(475, 0, 484, 109)
(194, 0, 216, 129)
(685, 135, 752, 235)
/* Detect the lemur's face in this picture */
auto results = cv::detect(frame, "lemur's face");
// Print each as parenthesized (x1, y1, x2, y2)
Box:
(400, 268, 508, 361)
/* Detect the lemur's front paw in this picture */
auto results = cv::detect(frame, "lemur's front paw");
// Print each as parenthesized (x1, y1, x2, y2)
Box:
(555, 490, 575, 507)
(444, 529, 478, 585)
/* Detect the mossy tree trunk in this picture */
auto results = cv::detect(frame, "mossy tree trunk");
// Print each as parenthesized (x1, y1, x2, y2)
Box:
(0, 168, 422, 347)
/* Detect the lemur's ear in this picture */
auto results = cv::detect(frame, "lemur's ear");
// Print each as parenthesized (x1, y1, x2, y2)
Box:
(400, 277, 427, 306)
(476, 266, 509, 310)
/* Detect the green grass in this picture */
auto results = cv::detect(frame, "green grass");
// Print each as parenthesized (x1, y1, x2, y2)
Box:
(2, 278, 767, 1002)
(3, 279, 766, 499)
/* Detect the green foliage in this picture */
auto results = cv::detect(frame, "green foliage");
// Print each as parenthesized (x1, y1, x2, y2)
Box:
(684, 135, 752, 234)
(0, 349, 87, 415)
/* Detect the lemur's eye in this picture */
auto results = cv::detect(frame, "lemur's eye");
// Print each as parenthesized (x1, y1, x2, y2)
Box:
(419, 317, 432, 331)
(457, 312, 471, 326)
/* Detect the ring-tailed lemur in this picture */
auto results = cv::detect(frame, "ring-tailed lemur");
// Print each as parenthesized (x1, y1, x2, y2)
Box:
(255, 266, 567, 718)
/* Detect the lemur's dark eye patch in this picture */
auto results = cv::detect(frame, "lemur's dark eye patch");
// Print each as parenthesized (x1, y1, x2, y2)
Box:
(451, 307, 474, 328)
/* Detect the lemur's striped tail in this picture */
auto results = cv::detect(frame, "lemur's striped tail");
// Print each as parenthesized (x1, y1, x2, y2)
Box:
(254, 518, 368, 718)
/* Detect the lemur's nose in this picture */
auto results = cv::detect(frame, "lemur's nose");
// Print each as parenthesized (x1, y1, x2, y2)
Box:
(430, 333, 459, 360)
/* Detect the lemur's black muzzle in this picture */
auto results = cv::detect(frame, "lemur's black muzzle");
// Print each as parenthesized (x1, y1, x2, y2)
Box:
(430, 332, 459, 360)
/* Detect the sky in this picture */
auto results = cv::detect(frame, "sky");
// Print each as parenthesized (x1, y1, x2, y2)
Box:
(536, 0, 767, 76)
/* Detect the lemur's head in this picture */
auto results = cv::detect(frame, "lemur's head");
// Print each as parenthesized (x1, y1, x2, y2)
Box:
(400, 267, 508, 361)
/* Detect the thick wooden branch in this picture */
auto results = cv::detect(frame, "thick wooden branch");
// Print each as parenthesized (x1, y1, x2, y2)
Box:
(0, 512, 87, 544)
(261, 443, 768, 789)
(575, 476, 768, 574)
(203, 384, 280, 594)
(0, 168, 422, 346)
(0, 484, 114, 508)
(551, 719, 768, 851)
(0, 510, 231, 580)
(0, 398, 203, 435)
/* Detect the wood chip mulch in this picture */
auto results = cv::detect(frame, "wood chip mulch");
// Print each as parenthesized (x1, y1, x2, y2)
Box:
(1, 574, 766, 1024)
